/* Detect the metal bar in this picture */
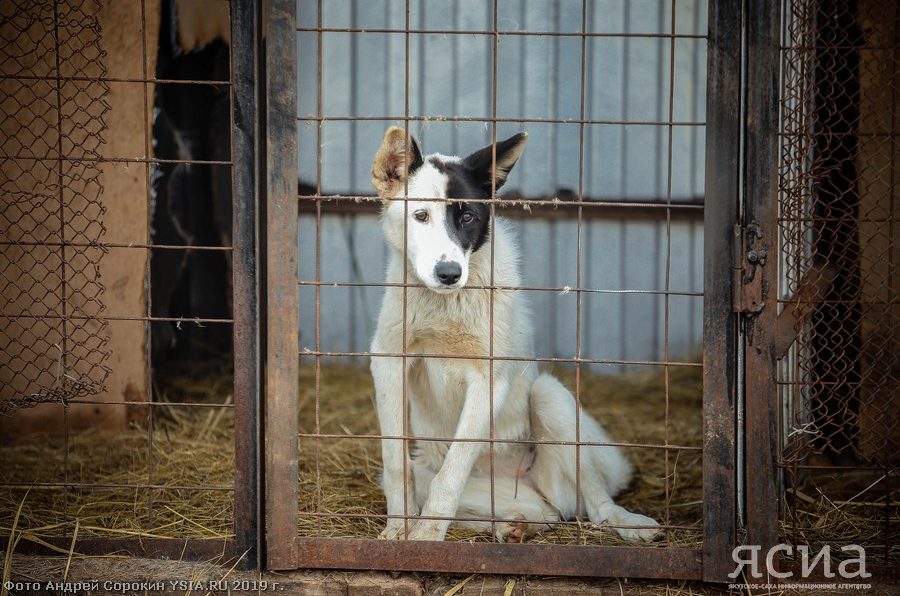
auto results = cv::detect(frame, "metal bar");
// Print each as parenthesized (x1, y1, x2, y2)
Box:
(262, 0, 300, 571)
(0, 315, 234, 323)
(139, 0, 156, 529)
(301, 350, 702, 368)
(572, 0, 588, 534)
(295, 538, 702, 580)
(0, 74, 231, 85)
(777, 130, 900, 138)
(400, 0, 411, 540)
(488, 0, 498, 540)
(781, 43, 900, 51)
(0, 155, 234, 165)
(295, 432, 702, 451)
(296, 512, 699, 531)
(0, 481, 233, 491)
(297, 280, 704, 297)
(231, 0, 263, 570)
(743, 0, 781, 560)
(63, 399, 234, 408)
(296, 114, 705, 126)
(702, 0, 741, 583)
(313, 0, 323, 524)
(296, 194, 705, 209)
(0, 241, 234, 251)
(294, 26, 706, 41)
(662, 0, 678, 545)
(51, 0, 71, 533)
(773, 462, 899, 471)
(777, 216, 900, 223)
(297, 200, 704, 223)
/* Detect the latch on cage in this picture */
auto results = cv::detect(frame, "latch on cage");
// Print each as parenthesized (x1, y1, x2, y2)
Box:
(733, 222, 767, 315)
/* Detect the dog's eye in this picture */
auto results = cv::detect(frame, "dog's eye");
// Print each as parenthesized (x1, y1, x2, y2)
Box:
(413, 210, 429, 223)
(460, 212, 475, 224)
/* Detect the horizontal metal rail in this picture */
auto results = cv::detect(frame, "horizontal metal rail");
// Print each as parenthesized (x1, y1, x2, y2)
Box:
(297, 114, 706, 126)
(297, 279, 704, 297)
(297, 431, 703, 452)
(299, 349, 703, 368)
(296, 26, 706, 41)
(297, 511, 701, 532)
(294, 538, 703, 580)
(0, 241, 233, 251)
(297, 193, 705, 209)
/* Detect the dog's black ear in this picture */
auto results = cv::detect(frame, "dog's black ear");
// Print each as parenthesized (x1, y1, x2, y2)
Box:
(371, 126, 424, 197)
(463, 132, 528, 193)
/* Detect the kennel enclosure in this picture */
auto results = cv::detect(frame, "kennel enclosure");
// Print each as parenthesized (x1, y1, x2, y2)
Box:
(1, 0, 897, 583)
(268, 0, 730, 581)
(1, 0, 261, 565)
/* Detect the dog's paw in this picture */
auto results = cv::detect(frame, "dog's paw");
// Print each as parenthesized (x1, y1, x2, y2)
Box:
(496, 516, 529, 543)
(378, 519, 410, 540)
(406, 520, 447, 541)
(609, 511, 663, 542)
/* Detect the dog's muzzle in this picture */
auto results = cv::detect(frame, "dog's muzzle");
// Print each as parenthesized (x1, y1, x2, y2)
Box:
(434, 261, 462, 286)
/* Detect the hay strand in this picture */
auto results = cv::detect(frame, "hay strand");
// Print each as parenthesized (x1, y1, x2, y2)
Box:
(62, 518, 78, 584)
(443, 573, 475, 595)
(1, 490, 27, 596)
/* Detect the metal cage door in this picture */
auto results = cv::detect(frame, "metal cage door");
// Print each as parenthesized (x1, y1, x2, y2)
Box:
(260, 0, 746, 581)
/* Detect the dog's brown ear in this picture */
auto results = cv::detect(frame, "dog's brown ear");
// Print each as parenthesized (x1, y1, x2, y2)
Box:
(371, 126, 424, 197)
(463, 132, 528, 193)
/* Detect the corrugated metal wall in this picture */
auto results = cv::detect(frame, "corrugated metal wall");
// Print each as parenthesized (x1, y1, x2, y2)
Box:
(297, 0, 707, 370)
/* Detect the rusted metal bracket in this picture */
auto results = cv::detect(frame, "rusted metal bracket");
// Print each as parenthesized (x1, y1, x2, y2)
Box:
(733, 222, 768, 316)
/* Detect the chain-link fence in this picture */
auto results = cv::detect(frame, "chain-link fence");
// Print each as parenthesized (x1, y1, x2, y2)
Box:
(777, 0, 898, 564)
(0, 0, 111, 413)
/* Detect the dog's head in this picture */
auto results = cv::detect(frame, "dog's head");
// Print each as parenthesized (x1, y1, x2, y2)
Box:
(371, 127, 527, 291)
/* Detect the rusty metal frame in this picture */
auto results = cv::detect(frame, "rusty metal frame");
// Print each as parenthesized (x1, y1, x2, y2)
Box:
(261, 0, 301, 571)
(231, 0, 264, 568)
(742, 0, 781, 563)
(700, 0, 742, 583)
(258, 0, 746, 581)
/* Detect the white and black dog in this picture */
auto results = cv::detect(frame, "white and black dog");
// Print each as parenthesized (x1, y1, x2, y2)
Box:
(369, 127, 661, 542)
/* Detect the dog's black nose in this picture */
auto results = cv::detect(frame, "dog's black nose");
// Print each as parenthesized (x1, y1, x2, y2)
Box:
(434, 261, 462, 285)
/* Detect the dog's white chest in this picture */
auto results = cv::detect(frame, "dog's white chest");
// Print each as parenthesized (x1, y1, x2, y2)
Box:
(406, 357, 468, 438)
(406, 324, 486, 358)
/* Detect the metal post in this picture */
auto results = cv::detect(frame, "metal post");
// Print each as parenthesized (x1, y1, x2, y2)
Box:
(743, 0, 781, 565)
(702, 0, 741, 583)
(262, 0, 300, 570)
(231, 0, 263, 570)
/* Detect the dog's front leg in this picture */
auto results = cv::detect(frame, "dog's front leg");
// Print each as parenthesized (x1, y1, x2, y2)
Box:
(407, 373, 509, 541)
(371, 353, 418, 539)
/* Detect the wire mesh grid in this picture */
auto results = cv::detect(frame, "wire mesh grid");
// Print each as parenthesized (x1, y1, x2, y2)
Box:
(0, 0, 245, 553)
(0, 0, 111, 412)
(777, 0, 899, 565)
(294, 0, 709, 559)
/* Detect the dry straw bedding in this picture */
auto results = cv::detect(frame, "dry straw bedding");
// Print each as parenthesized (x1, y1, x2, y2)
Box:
(295, 362, 705, 547)
(0, 361, 702, 548)
(1, 360, 895, 561)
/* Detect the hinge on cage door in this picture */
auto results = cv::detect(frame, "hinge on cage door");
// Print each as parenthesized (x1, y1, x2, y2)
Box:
(733, 222, 767, 316)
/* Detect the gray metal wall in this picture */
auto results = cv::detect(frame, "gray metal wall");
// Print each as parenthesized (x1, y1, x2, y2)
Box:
(297, 0, 707, 370)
